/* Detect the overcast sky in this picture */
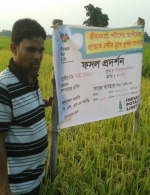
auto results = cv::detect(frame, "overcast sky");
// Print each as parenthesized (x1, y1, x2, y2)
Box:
(0, 0, 149, 35)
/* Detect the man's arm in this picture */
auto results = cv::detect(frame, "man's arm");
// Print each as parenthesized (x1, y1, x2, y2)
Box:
(0, 131, 12, 195)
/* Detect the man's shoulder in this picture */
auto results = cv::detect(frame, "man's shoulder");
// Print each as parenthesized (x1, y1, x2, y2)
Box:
(0, 68, 17, 86)
(0, 67, 9, 75)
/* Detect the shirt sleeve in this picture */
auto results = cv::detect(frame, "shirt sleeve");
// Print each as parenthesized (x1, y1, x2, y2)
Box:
(0, 82, 12, 132)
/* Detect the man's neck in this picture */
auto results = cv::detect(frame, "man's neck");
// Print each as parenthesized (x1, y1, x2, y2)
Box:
(13, 58, 33, 83)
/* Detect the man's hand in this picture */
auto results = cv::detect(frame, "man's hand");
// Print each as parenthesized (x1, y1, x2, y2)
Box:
(0, 186, 13, 195)
(44, 96, 53, 107)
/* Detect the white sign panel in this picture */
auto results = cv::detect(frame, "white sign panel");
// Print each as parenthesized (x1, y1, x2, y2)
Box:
(52, 25, 144, 130)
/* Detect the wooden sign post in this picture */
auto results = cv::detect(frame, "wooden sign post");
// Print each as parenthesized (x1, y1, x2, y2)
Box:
(133, 17, 145, 134)
(50, 19, 63, 182)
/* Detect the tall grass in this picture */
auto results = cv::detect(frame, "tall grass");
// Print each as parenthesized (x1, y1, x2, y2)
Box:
(143, 43, 150, 77)
(0, 37, 150, 195)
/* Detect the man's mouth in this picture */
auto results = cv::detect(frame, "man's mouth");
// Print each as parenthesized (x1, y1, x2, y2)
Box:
(31, 63, 40, 69)
(32, 64, 39, 68)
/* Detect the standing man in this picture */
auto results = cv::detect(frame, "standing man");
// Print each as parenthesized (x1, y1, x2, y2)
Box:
(0, 18, 53, 195)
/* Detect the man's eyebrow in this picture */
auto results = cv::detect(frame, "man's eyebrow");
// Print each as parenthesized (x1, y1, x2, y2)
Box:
(26, 46, 45, 50)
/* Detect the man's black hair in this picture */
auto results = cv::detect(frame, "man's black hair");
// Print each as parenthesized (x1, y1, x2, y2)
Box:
(11, 18, 46, 45)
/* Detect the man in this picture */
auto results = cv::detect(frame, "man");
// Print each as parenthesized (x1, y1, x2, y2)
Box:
(0, 18, 53, 195)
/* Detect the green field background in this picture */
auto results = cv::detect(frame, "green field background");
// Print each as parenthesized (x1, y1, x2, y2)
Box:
(0, 36, 150, 195)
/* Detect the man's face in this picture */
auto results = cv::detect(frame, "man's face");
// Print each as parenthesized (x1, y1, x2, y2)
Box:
(11, 36, 45, 77)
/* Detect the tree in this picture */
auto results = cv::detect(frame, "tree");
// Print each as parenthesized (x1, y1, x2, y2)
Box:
(144, 31, 150, 42)
(0, 29, 12, 36)
(83, 4, 109, 27)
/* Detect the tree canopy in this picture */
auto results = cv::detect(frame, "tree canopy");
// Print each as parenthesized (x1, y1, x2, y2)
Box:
(144, 31, 150, 42)
(83, 4, 109, 27)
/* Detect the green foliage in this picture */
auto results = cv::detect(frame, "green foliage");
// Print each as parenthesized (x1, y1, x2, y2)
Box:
(0, 37, 150, 195)
(83, 4, 109, 27)
(143, 43, 150, 77)
(44, 39, 53, 55)
(0, 36, 11, 50)
(144, 32, 150, 42)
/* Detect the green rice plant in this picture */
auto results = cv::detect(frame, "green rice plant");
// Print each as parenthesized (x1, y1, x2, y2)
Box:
(0, 37, 150, 195)
(143, 43, 150, 78)
(0, 36, 11, 50)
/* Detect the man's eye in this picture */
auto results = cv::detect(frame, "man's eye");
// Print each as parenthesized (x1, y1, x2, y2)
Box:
(27, 48, 35, 52)
(39, 50, 44, 54)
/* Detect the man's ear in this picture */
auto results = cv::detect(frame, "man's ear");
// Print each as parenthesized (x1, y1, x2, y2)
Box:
(10, 42, 18, 56)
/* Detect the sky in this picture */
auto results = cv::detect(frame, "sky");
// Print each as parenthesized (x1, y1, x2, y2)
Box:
(0, 0, 149, 35)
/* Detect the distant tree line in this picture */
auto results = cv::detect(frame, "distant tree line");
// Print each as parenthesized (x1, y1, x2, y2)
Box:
(0, 5, 149, 42)
(0, 29, 11, 36)
(46, 34, 52, 39)
(0, 29, 52, 39)
(144, 32, 150, 42)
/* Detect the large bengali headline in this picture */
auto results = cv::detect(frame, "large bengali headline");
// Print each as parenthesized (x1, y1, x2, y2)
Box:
(85, 29, 143, 54)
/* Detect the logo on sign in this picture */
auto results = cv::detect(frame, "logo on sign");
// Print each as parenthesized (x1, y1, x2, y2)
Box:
(60, 33, 69, 43)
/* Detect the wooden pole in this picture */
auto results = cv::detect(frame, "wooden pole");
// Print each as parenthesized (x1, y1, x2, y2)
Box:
(50, 74, 59, 182)
(133, 17, 145, 133)
(50, 19, 63, 182)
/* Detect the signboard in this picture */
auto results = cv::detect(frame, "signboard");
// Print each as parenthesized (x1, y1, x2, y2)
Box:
(52, 25, 144, 130)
